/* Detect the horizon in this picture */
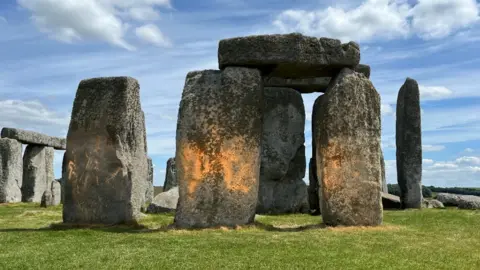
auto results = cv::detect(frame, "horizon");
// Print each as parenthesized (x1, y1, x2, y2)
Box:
(1, 0, 479, 188)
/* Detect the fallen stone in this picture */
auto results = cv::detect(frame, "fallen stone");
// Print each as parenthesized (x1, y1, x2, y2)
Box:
(0, 138, 23, 203)
(396, 78, 423, 209)
(436, 193, 480, 209)
(219, 33, 360, 78)
(51, 180, 61, 206)
(1, 127, 66, 150)
(174, 67, 263, 228)
(146, 187, 179, 214)
(422, 199, 445, 209)
(314, 68, 383, 226)
(382, 192, 401, 209)
(163, 157, 177, 192)
(63, 76, 148, 225)
(22, 145, 54, 203)
(257, 87, 308, 214)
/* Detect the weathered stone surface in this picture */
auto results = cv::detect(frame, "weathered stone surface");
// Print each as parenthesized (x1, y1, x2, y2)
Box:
(382, 192, 401, 209)
(422, 199, 444, 209)
(51, 180, 61, 206)
(63, 76, 148, 225)
(40, 189, 53, 208)
(61, 152, 67, 204)
(396, 78, 422, 209)
(144, 157, 154, 206)
(436, 193, 480, 209)
(1, 127, 66, 150)
(0, 138, 23, 203)
(174, 67, 263, 228)
(308, 95, 323, 214)
(146, 187, 179, 214)
(22, 145, 53, 203)
(163, 157, 177, 192)
(257, 87, 308, 214)
(355, 64, 371, 79)
(219, 33, 360, 78)
(314, 68, 382, 226)
(380, 150, 388, 193)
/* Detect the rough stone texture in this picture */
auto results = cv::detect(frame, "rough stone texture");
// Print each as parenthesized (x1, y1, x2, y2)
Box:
(257, 87, 308, 214)
(436, 193, 480, 209)
(380, 150, 388, 193)
(146, 187, 179, 214)
(51, 180, 61, 206)
(219, 33, 360, 78)
(422, 199, 444, 209)
(382, 192, 401, 209)
(308, 95, 323, 214)
(314, 68, 382, 226)
(1, 127, 66, 150)
(163, 157, 177, 192)
(63, 76, 148, 225)
(61, 152, 67, 204)
(174, 67, 263, 229)
(144, 157, 154, 206)
(0, 138, 23, 203)
(40, 189, 53, 208)
(396, 78, 423, 209)
(22, 145, 54, 203)
(354, 64, 371, 79)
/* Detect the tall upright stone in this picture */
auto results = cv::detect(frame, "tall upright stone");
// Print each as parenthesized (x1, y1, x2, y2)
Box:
(63, 76, 148, 224)
(380, 150, 388, 193)
(257, 87, 308, 214)
(163, 157, 177, 192)
(0, 138, 23, 203)
(396, 78, 422, 209)
(22, 145, 53, 203)
(51, 180, 61, 206)
(314, 68, 382, 226)
(174, 67, 263, 228)
(308, 95, 324, 214)
(145, 157, 154, 205)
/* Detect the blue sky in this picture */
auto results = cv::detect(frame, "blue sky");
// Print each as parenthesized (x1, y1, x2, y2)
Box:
(0, 0, 479, 187)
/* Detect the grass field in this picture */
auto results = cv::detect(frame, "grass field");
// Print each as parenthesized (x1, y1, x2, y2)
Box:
(0, 204, 479, 269)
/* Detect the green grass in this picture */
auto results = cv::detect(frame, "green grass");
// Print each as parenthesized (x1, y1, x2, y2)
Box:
(0, 204, 479, 269)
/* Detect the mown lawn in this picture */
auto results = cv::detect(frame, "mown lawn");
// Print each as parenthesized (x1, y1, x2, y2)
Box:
(0, 204, 479, 269)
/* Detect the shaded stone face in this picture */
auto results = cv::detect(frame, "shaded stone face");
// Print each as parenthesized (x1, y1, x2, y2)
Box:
(163, 157, 177, 192)
(396, 78, 422, 209)
(1, 127, 66, 150)
(145, 157, 154, 206)
(218, 33, 360, 78)
(22, 145, 53, 203)
(174, 67, 263, 229)
(308, 95, 324, 214)
(314, 68, 383, 226)
(380, 150, 388, 193)
(257, 87, 308, 214)
(0, 138, 23, 203)
(51, 180, 61, 206)
(63, 76, 148, 225)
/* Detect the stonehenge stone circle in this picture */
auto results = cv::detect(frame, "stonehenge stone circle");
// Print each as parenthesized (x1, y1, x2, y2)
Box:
(22, 145, 54, 203)
(147, 186, 179, 214)
(396, 78, 422, 209)
(257, 87, 308, 214)
(63, 76, 148, 225)
(1, 127, 66, 150)
(40, 189, 53, 208)
(51, 180, 61, 206)
(0, 138, 23, 203)
(308, 95, 324, 214)
(174, 67, 263, 229)
(314, 68, 383, 226)
(163, 157, 177, 192)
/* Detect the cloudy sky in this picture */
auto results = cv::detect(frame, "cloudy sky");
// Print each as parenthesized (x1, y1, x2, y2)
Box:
(1, 0, 479, 188)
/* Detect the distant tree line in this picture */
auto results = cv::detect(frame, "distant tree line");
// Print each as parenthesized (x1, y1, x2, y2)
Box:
(387, 184, 480, 197)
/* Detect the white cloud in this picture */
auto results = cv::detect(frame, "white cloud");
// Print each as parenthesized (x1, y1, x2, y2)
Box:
(411, 0, 479, 39)
(419, 85, 453, 100)
(128, 6, 160, 21)
(432, 162, 458, 169)
(135, 24, 171, 47)
(423, 144, 446, 152)
(464, 148, 475, 153)
(381, 103, 394, 116)
(455, 156, 480, 165)
(423, 159, 434, 164)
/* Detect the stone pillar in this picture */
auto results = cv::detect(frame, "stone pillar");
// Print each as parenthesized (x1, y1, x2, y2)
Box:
(308, 95, 324, 214)
(51, 180, 61, 206)
(314, 68, 382, 226)
(0, 138, 23, 203)
(396, 78, 422, 209)
(63, 76, 148, 224)
(22, 145, 53, 203)
(145, 157, 154, 205)
(380, 150, 388, 193)
(163, 157, 177, 192)
(174, 67, 263, 229)
(257, 87, 308, 214)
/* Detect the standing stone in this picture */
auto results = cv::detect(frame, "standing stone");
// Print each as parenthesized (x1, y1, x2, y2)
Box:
(61, 152, 67, 204)
(396, 78, 422, 209)
(308, 95, 324, 214)
(380, 150, 388, 193)
(63, 76, 148, 225)
(0, 138, 23, 203)
(174, 67, 263, 229)
(51, 180, 61, 206)
(40, 189, 53, 208)
(145, 157, 154, 205)
(163, 157, 177, 192)
(22, 145, 53, 203)
(257, 87, 308, 214)
(314, 68, 382, 226)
